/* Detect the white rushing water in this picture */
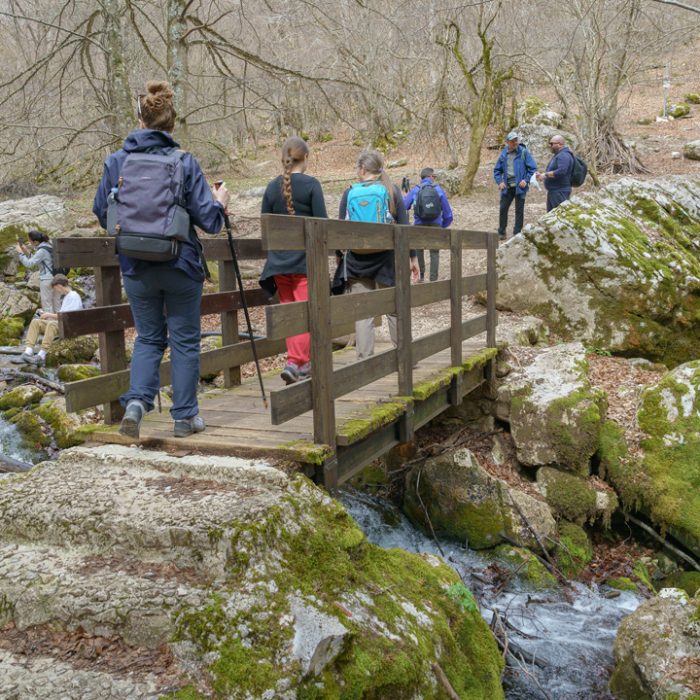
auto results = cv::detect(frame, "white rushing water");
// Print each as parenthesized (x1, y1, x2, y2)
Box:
(341, 489, 642, 700)
(0, 415, 38, 466)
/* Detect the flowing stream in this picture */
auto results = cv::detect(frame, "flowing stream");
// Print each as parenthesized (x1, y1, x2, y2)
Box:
(0, 415, 38, 468)
(340, 489, 642, 700)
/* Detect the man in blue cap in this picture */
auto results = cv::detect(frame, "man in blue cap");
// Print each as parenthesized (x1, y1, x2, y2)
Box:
(493, 131, 537, 241)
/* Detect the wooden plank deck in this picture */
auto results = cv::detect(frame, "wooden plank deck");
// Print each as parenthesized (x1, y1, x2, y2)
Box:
(91, 334, 494, 472)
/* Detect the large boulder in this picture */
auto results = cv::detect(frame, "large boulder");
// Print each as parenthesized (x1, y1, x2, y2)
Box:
(0, 446, 505, 699)
(600, 361, 700, 559)
(45, 335, 98, 367)
(0, 195, 74, 273)
(515, 123, 578, 171)
(498, 177, 700, 367)
(610, 589, 700, 700)
(0, 286, 36, 321)
(683, 140, 700, 161)
(404, 447, 557, 551)
(496, 343, 607, 475)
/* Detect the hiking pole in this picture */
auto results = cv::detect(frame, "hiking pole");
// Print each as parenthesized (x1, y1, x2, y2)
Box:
(223, 212, 268, 409)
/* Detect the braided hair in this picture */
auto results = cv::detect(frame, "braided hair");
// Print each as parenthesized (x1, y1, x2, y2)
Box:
(281, 137, 309, 215)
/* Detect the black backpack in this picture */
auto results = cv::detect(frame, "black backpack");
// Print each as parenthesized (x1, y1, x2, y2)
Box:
(38, 242, 70, 276)
(414, 182, 442, 222)
(571, 155, 588, 187)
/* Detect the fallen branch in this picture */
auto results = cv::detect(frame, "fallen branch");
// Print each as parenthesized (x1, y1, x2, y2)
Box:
(0, 370, 64, 394)
(0, 453, 33, 473)
(626, 513, 700, 573)
(431, 662, 461, 700)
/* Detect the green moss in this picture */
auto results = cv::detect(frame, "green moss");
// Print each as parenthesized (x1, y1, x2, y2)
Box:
(9, 411, 50, 449)
(661, 571, 700, 597)
(519, 96, 546, 121)
(461, 347, 498, 372)
(493, 545, 557, 589)
(632, 560, 656, 593)
(685, 93, 700, 104)
(337, 399, 410, 444)
(0, 385, 43, 410)
(34, 401, 83, 449)
(158, 687, 206, 700)
(279, 439, 334, 466)
(413, 367, 461, 401)
(539, 468, 598, 525)
(663, 102, 690, 118)
(555, 521, 592, 578)
(176, 476, 504, 699)
(44, 336, 98, 367)
(56, 364, 101, 383)
(606, 576, 639, 592)
(0, 317, 24, 346)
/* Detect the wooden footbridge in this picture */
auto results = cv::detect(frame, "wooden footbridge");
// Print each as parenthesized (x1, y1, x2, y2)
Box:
(54, 216, 498, 490)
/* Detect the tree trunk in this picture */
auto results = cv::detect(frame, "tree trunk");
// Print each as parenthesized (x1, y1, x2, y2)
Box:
(103, 0, 133, 138)
(460, 120, 489, 194)
(167, 0, 188, 142)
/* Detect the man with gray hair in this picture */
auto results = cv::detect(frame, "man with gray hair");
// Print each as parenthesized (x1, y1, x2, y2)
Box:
(493, 131, 537, 241)
(537, 134, 574, 211)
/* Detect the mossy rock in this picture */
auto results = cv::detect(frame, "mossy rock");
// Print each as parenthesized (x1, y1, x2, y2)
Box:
(45, 336, 98, 367)
(34, 400, 84, 449)
(56, 364, 101, 383)
(537, 467, 598, 525)
(606, 577, 639, 592)
(0, 385, 43, 410)
(684, 93, 700, 105)
(555, 521, 592, 579)
(663, 102, 691, 118)
(0, 317, 24, 345)
(518, 96, 547, 122)
(497, 177, 700, 367)
(661, 572, 700, 598)
(600, 362, 700, 559)
(9, 410, 50, 449)
(492, 545, 557, 589)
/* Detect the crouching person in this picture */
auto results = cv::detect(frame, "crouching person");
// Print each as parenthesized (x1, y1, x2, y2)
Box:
(12, 274, 83, 366)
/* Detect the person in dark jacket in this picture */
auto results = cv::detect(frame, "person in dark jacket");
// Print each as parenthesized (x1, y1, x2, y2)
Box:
(259, 136, 327, 384)
(93, 80, 229, 439)
(339, 150, 419, 359)
(537, 134, 574, 211)
(493, 132, 537, 241)
(403, 167, 453, 282)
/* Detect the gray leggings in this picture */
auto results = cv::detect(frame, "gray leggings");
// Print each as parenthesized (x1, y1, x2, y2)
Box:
(348, 277, 397, 359)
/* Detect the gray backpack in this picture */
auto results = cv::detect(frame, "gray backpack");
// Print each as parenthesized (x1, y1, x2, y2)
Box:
(107, 148, 191, 261)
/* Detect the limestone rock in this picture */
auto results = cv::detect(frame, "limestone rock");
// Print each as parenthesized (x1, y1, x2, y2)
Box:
(404, 447, 557, 551)
(515, 123, 578, 171)
(45, 335, 98, 367)
(0, 385, 44, 410)
(683, 140, 700, 160)
(610, 591, 700, 700)
(0, 446, 505, 699)
(56, 364, 101, 383)
(600, 361, 700, 559)
(497, 177, 700, 366)
(663, 102, 691, 118)
(537, 467, 618, 526)
(685, 93, 700, 105)
(432, 167, 464, 196)
(496, 343, 606, 474)
(0, 286, 37, 320)
(516, 97, 564, 129)
(0, 317, 25, 345)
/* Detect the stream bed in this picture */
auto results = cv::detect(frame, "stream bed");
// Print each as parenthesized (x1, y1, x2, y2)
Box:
(341, 489, 642, 700)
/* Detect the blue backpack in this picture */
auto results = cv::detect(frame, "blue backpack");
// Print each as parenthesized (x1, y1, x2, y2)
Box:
(346, 181, 390, 224)
(107, 148, 191, 261)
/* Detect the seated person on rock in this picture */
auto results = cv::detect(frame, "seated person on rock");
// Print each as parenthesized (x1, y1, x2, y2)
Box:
(12, 274, 83, 367)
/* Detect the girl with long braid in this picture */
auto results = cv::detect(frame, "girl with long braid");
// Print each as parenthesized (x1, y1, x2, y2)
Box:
(259, 137, 328, 384)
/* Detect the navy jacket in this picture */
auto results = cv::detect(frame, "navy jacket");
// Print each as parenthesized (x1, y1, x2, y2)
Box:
(544, 147, 574, 192)
(493, 144, 537, 196)
(93, 129, 225, 281)
(403, 179, 453, 227)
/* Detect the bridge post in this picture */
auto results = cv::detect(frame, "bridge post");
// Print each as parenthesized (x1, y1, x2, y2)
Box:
(218, 258, 241, 387)
(304, 219, 337, 487)
(486, 232, 499, 396)
(394, 224, 414, 443)
(94, 266, 127, 424)
(449, 229, 463, 405)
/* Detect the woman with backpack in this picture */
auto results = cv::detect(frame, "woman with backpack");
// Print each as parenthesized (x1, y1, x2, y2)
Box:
(259, 136, 328, 384)
(92, 80, 230, 440)
(339, 149, 419, 359)
(16, 230, 57, 312)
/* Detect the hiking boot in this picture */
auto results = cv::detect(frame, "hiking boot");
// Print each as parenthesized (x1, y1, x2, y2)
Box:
(174, 415, 206, 438)
(498, 232, 506, 242)
(298, 363, 311, 382)
(280, 363, 300, 385)
(119, 400, 145, 439)
(11, 354, 30, 364)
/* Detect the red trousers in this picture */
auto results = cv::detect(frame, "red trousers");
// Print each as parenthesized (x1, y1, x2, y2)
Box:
(274, 274, 310, 367)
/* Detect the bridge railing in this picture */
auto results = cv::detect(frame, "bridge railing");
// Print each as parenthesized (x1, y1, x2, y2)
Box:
(261, 214, 498, 486)
(54, 235, 280, 422)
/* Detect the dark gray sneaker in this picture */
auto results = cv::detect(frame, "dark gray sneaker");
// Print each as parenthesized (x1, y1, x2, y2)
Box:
(174, 415, 206, 438)
(119, 400, 145, 439)
(280, 363, 300, 385)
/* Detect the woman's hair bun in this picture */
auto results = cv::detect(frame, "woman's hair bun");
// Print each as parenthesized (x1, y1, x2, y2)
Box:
(146, 80, 174, 101)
